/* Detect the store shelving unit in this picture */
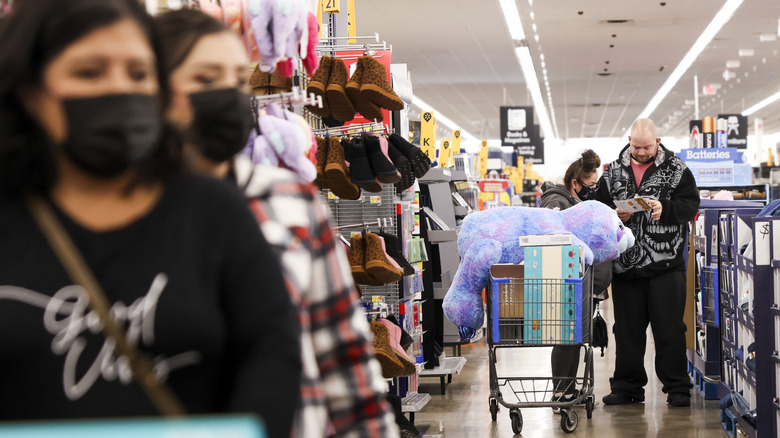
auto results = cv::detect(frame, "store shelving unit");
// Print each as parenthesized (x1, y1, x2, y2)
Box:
(691, 202, 763, 401)
(717, 210, 779, 438)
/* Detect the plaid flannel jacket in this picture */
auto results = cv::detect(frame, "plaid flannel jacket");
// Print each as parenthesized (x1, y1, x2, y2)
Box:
(233, 156, 398, 438)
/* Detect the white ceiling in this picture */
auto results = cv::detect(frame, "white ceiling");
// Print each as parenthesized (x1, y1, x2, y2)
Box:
(355, 0, 780, 142)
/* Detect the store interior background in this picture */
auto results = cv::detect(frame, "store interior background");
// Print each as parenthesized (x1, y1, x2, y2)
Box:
(355, 0, 780, 180)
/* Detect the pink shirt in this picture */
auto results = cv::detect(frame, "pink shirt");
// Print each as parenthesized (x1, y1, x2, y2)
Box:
(631, 160, 653, 188)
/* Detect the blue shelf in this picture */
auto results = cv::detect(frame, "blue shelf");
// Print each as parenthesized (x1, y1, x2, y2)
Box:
(721, 243, 734, 262)
(736, 307, 755, 332)
(736, 360, 757, 388)
(736, 254, 754, 274)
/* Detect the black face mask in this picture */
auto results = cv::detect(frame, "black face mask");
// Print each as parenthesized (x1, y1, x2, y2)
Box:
(61, 94, 161, 178)
(188, 88, 254, 162)
(576, 180, 595, 200)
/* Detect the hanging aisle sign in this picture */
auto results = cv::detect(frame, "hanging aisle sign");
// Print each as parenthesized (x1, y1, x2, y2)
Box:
(500, 106, 533, 147)
(452, 129, 462, 154)
(500, 106, 544, 164)
(718, 114, 748, 149)
(323, 0, 341, 12)
(439, 139, 452, 168)
(479, 140, 489, 178)
(420, 111, 437, 162)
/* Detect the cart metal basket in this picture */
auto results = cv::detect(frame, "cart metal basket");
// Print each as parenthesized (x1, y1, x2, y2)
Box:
(486, 267, 595, 434)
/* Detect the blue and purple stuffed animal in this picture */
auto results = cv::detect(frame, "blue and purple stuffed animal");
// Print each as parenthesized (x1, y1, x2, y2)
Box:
(442, 200, 635, 340)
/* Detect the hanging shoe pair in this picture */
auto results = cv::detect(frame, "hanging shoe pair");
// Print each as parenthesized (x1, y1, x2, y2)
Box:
(387, 133, 432, 179)
(305, 55, 355, 122)
(307, 55, 405, 122)
(370, 320, 415, 378)
(347, 56, 405, 121)
(342, 134, 401, 193)
(314, 136, 361, 199)
(349, 233, 403, 286)
(378, 231, 415, 276)
(249, 64, 293, 95)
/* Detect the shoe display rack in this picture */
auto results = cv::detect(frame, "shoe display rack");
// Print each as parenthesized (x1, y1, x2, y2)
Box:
(717, 210, 779, 438)
(325, 184, 401, 316)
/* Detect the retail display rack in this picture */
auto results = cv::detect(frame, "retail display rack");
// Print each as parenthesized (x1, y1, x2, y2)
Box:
(689, 201, 762, 402)
(715, 209, 779, 438)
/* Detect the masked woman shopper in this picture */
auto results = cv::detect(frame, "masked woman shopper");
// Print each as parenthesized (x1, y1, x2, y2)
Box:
(539, 149, 612, 403)
(0, 1, 300, 436)
(154, 9, 398, 438)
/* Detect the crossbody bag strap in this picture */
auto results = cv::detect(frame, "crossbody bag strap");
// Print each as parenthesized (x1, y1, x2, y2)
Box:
(25, 195, 186, 417)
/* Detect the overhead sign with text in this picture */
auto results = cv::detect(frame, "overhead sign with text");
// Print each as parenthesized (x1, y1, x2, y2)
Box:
(717, 114, 748, 149)
(500, 106, 544, 164)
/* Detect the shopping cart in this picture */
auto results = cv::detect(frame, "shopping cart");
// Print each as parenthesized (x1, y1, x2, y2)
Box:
(486, 267, 595, 434)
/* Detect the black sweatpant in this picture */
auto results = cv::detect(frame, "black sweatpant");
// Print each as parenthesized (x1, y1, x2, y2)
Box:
(610, 270, 692, 399)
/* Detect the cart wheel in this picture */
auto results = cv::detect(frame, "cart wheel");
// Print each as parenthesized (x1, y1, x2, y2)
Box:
(585, 396, 594, 419)
(509, 410, 523, 434)
(560, 409, 578, 433)
(489, 398, 499, 421)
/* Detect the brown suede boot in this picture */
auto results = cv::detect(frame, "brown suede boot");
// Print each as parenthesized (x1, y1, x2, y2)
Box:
(349, 234, 382, 286)
(249, 64, 270, 89)
(306, 55, 332, 117)
(346, 57, 384, 122)
(325, 58, 355, 122)
(324, 136, 361, 200)
(364, 232, 403, 284)
(360, 56, 404, 111)
(269, 69, 293, 92)
(314, 136, 329, 189)
(370, 321, 406, 378)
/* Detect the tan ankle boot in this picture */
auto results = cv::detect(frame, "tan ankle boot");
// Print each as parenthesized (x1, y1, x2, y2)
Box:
(325, 58, 355, 122)
(360, 56, 404, 111)
(314, 136, 329, 189)
(306, 55, 332, 117)
(324, 137, 361, 200)
(364, 232, 403, 284)
(346, 57, 384, 122)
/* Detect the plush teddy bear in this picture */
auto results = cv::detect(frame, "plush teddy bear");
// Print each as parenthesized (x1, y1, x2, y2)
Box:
(442, 200, 635, 340)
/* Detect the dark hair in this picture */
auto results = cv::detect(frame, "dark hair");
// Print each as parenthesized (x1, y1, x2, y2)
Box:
(0, 0, 180, 198)
(154, 9, 228, 76)
(563, 149, 601, 191)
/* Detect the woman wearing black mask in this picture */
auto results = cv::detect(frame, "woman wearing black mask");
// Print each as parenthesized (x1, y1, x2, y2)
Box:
(0, 1, 300, 436)
(155, 9, 399, 438)
(540, 149, 611, 406)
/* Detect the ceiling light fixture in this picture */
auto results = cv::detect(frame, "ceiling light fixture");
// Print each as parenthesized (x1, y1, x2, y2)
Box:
(411, 95, 480, 144)
(738, 48, 754, 57)
(636, 0, 743, 121)
(742, 89, 780, 116)
(726, 60, 741, 68)
(498, 0, 558, 140)
(499, 0, 526, 42)
(760, 33, 776, 42)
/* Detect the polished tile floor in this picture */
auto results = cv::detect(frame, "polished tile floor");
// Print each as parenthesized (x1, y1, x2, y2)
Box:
(411, 298, 724, 437)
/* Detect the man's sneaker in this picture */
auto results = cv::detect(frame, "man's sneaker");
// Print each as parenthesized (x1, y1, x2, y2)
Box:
(602, 392, 642, 405)
(667, 393, 691, 407)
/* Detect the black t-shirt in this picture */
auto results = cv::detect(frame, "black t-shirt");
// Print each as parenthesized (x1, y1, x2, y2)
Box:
(0, 174, 300, 437)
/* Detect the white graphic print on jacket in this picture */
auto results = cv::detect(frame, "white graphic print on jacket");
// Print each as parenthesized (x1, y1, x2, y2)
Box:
(0, 273, 201, 400)
(608, 146, 688, 273)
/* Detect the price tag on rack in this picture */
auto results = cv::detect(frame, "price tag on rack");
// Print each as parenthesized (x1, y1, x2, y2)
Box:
(369, 196, 382, 205)
(327, 192, 336, 200)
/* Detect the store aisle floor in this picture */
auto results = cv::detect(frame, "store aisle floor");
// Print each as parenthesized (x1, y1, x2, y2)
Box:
(411, 298, 723, 437)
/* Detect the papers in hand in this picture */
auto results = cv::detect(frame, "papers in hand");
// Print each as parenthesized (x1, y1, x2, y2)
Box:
(614, 197, 653, 213)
